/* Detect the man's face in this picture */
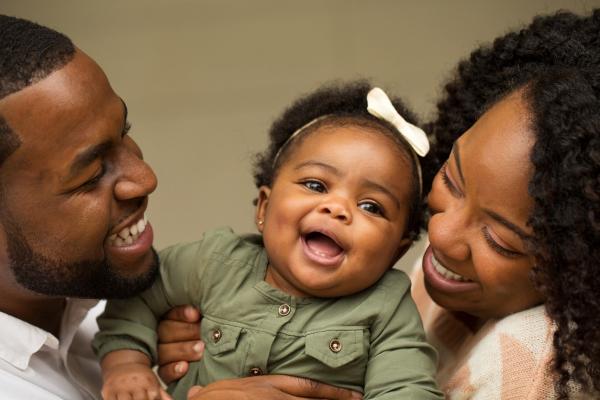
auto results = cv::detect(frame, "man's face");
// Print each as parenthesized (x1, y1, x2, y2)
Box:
(0, 49, 159, 299)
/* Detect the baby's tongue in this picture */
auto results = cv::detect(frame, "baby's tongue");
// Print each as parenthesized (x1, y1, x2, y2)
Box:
(305, 233, 342, 256)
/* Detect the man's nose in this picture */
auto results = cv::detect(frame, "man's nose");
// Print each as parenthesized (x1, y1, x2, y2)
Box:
(114, 147, 158, 201)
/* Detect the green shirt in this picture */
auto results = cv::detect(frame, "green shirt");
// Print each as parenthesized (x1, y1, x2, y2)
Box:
(93, 228, 442, 400)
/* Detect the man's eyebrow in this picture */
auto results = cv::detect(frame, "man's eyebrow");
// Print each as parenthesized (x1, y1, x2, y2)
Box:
(120, 98, 130, 137)
(484, 209, 533, 241)
(452, 142, 466, 185)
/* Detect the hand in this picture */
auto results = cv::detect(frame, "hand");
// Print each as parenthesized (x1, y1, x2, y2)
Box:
(186, 376, 363, 400)
(157, 305, 204, 384)
(101, 362, 171, 400)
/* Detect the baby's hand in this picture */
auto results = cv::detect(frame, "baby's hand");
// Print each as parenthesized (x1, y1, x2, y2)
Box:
(101, 362, 170, 400)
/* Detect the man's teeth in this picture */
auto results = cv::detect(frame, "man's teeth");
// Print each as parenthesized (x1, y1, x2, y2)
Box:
(109, 217, 147, 247)
(431, 254, 472, 282)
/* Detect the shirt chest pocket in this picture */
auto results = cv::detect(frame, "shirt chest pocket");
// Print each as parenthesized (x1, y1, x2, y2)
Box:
(201, 318, 243, 356)
(305, 329, 368, 369)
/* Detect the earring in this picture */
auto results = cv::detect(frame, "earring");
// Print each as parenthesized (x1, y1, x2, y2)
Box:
(258, 220, 264, 226)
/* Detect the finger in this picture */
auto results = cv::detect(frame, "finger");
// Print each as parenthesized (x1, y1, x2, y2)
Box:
(157, 361, 189, 385)
(116, 392, 133, 400)
(132, 389, 149, 400)
(187, 385, 204, 399)
(162, 305, 201, 323)
(158, 340, 204, 365)
(157, 320, 201, 343)
(265, 376, 363, 400)
(159, 389, 173, 400)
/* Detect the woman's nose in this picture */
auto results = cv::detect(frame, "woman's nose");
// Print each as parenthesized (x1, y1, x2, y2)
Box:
(427, 208, 471, 261)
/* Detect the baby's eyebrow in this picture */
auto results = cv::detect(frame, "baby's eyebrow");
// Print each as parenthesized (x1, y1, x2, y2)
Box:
(361, 179, 401, 211)
(294, 160, 340, 176)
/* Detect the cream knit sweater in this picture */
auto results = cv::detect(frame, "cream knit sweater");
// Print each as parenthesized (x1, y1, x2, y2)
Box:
(410, 268, 557, 399)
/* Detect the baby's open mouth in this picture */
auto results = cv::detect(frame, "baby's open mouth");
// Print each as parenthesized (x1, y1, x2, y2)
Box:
(303, 231, 344, 258)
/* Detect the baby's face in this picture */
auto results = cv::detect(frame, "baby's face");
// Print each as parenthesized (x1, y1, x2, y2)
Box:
(256, 125, 414, 297)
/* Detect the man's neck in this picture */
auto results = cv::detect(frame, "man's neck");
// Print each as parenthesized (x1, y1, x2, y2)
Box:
(0, 271, 67, 336)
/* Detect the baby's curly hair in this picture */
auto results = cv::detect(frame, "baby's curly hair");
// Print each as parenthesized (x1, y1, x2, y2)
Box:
(253, 80, 425, 240)
(425, 10, 600, 398)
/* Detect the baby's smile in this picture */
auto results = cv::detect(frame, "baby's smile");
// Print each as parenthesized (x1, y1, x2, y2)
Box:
(301, 231, 346, 267)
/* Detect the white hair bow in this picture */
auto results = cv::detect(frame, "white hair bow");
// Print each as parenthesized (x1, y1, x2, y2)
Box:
(367, 87, 429, 157)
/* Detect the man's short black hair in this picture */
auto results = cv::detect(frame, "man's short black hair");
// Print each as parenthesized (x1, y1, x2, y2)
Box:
(0, 15, 76, 166)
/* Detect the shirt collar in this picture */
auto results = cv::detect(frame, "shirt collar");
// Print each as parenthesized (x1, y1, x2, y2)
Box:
(0, 298, 98, 370)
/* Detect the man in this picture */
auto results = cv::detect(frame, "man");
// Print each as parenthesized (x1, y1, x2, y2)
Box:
(0, 15, 358, 400)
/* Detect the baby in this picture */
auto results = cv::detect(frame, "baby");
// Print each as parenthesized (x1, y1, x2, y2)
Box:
(93, 81, 442, 400)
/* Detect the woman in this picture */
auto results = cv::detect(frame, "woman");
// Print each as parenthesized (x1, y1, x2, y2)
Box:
(156, 9, 599, 399)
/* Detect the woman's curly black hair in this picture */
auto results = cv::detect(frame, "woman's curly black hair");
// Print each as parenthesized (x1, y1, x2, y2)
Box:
(424, 10, 600, 398)
(253, 80, 425, 240)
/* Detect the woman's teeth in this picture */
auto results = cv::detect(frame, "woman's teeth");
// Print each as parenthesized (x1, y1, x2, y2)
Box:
(109, 217, 147, 247)
(431, 254, 472, 282)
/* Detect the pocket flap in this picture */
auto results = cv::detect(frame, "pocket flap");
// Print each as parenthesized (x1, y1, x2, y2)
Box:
(201, 318, 242, 355)
(305, 329, 366, 368)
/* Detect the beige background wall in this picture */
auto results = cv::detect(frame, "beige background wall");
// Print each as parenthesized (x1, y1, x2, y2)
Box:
(3, 0, 599, 268)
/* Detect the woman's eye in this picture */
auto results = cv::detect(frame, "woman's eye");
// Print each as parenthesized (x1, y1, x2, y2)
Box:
(441, 162, 462, 198)
(481, 227, 522, 258)
(302, 180, 326, 193)
(358, 201, 383, 216)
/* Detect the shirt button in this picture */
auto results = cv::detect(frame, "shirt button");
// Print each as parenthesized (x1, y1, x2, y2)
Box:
(329, 338, 342, 353)
(211, 329, 222, 343)
(278, 304, 291, 316)
(249, 367, 263, 376)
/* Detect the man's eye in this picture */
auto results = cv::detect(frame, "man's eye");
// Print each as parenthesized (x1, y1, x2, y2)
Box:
(79, 166, 106, 191)
(302, 180, 326, 193)
(358, 201, 383, 216)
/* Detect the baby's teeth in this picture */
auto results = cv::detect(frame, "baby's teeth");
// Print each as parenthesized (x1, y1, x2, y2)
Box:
(130, 224, 138, 236)
(125, 236, 133, 245)
(109, 234, 117, 242)
(115, 237, 124, 246)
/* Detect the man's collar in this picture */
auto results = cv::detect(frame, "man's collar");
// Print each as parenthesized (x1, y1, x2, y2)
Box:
(0, 298, 99, 370)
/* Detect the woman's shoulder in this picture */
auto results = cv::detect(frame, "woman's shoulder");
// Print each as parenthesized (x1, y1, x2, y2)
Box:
(442, 305, 556, 399)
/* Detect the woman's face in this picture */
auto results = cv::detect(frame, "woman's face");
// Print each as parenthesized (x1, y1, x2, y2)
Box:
(423, 92, 544, 318)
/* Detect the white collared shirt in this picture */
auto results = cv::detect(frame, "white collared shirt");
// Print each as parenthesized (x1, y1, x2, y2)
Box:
(0, 299, 104, 399)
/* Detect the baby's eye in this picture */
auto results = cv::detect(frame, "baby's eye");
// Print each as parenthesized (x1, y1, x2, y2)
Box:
(358, 201, 383, 216)
(302, 180, 326, 193)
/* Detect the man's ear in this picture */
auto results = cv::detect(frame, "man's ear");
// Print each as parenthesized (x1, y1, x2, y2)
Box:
(255, 186, 271, 233)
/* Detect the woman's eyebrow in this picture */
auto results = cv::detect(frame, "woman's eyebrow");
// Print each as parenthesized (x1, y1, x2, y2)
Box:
(452, 142, 466, 185)
(484, 208, 533, 241)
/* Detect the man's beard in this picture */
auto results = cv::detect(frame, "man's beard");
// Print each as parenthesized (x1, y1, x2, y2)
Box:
(4, 217, 159, 299)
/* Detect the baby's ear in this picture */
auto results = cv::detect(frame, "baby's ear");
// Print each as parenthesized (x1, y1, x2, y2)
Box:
(255, 186, 271, 232)
(394, 237, 413, 263)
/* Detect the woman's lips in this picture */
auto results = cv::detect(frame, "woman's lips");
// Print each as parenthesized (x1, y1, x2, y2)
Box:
(422, 245, 479, 293)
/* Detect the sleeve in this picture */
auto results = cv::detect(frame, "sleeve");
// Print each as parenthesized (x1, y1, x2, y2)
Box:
(92, 235, 215, 363)
(363, 272, 444, 400)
